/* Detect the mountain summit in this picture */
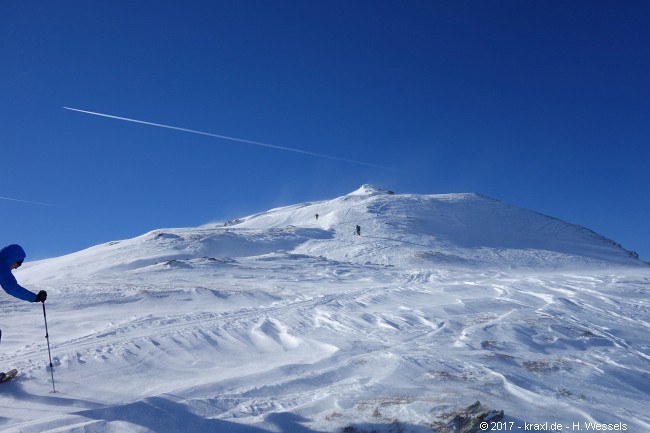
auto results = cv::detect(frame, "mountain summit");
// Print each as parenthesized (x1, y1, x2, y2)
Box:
(232, 185, 640, 268)
(23, 185, 642, 281)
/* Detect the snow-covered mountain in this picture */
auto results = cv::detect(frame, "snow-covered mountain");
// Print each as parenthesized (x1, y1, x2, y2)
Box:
(4, 185, 649, 433)
(21, 184, 643, 282)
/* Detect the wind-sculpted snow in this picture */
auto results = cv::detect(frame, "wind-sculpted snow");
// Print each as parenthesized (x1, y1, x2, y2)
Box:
(5, 186, 649, 432)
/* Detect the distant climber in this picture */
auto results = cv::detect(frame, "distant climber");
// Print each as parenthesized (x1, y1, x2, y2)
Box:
(356, 225, 361, 236)
(315, 213, 319, 220)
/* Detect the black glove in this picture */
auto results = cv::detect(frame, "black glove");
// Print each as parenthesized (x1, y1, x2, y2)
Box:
(34, 290, 47, 303)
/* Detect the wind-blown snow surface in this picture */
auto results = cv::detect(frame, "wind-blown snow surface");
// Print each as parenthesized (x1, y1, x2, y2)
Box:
(3, 185, 649, 432)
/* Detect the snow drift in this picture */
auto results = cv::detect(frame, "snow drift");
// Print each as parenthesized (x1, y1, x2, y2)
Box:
(3, 185, 648, 433)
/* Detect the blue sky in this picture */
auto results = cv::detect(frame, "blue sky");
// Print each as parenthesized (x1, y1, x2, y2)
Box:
(2, 1, 649, 261)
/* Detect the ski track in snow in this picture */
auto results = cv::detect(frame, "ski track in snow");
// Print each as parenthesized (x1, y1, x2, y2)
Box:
(1, 186, 649, 433)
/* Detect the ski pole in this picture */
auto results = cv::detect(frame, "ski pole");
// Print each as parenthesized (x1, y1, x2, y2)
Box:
(42, 302, 56, 393)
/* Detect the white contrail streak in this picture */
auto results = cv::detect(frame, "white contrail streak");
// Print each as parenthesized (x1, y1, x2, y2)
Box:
(0, 196, 57, 207)
(63, 107, 398, 171)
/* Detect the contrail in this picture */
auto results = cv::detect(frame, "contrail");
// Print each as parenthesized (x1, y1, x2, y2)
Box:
(0, 196, 58, 207)
(63, 107, 398, 171)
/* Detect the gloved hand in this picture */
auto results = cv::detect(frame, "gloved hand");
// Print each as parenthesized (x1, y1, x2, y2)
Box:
(34, 290, 47, 303)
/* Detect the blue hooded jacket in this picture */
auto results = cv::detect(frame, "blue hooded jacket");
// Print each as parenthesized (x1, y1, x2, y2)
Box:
(0, 244, 38, 302)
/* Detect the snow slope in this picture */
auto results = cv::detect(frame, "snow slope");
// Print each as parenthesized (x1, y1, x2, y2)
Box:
(2, 185, 648, 432)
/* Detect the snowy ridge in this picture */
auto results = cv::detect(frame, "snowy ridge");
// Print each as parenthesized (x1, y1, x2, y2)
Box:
(4, 186, 649, 433)
(22, 184, 642, 281)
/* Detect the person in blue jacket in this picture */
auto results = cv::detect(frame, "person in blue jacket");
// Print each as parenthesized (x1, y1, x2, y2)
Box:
(0, 245, 46, 380)
(0, 244, 47, 304)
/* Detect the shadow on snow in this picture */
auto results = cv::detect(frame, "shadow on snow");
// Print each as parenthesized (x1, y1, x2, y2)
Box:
(75, 396, 436, 433)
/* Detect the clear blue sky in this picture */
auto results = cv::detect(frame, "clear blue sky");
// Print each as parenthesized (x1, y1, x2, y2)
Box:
(2, 1, 649, 261)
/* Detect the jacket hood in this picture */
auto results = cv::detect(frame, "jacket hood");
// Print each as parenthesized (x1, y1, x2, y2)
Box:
(0, 244, 26, 266)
